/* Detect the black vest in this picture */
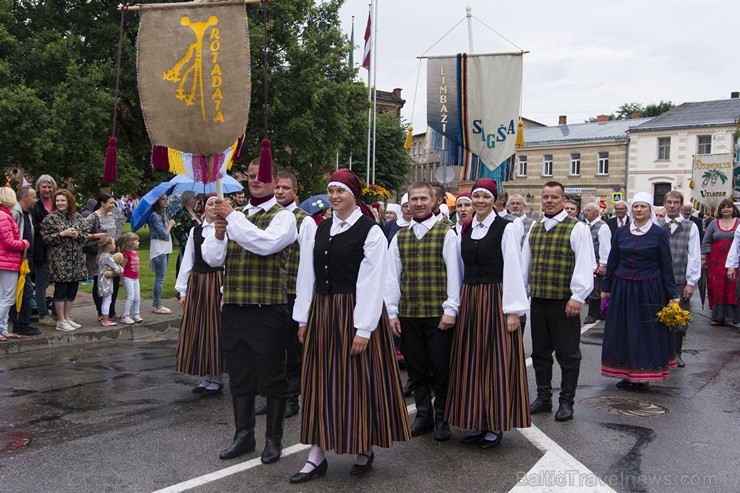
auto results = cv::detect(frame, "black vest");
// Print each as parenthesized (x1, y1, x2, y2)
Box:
(461, 216, 509, 284)
(314, 216, 375, 295)
(192, 224, 223, 274)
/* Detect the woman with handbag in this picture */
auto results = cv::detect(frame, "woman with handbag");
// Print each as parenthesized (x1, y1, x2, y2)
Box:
(84, 194, 122, 320)
(40, 189, 88, 332)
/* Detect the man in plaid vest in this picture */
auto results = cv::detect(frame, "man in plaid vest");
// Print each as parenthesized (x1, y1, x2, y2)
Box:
(203, 159, 297, 464)
(385, 182, 461, 442)
(663, 191, 700, 368)
(522, 181, 595, 422)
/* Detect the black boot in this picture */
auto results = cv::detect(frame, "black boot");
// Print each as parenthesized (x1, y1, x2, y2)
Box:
(555, 370, 579, 422)
(410, 385, 434, 436)
(219, 394, 256, 459)
(530, 368, 552, 414)
(255, 399, 267, 416)
(261, 398, 287, 464)
(433, 395, 450, 442)
(285, 393, 300, 418)
(675, 332, 685, 367)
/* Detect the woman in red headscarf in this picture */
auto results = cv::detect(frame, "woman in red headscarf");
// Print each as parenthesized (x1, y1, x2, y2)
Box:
(444, 179, 531, 449)
(289, 169, 410, 484)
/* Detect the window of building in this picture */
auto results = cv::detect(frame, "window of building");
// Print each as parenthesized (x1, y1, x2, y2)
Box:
(597, 152, 609, 175)
(653, 182, 672, 206)
(658, 137, 671, 160)
(542, 155, 553, 176)
(697, 135, 711, 155)
(518, 155, 527, 177)
(569, 153, 581, 176)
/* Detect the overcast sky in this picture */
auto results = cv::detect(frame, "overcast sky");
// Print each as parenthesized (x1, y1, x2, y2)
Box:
(337, 0, 740, 128)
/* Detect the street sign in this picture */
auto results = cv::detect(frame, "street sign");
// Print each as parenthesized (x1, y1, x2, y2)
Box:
(611, 192, 622, 203)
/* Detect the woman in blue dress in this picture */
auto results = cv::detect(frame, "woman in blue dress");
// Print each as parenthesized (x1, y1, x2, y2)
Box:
(600, 192, 679, 391)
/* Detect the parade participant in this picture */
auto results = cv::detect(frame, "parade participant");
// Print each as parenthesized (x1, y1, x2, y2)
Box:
(506, 194, 534, 237)
(9, 186, 40, 336)
(32, 175, 57, 327)
(175, 196, 225, 396)
(289, 168, 410, 484)
(522, 181, 595, 422)
(256, 170, 317, 418)
(494, 190, 508, 217)
(385, 182, 461, 442)
(40, 189, 89, 332)
(172, 190, 202, 278)
(564, 199, 580, 218)
(601, 193, 678, 390)
(582, 202, 611, 324)
(445, 178, 530, 448)
(607, 201, 629, 235)
(681, 204, 705, 242)
(454, 193, 473, 235)
(431, 183, 453, 226)
(202, 158, 297, 464)
(232, 191, 246, 208)
(383, 203, 403, 242)
(397, 193, 411, 228)
(148, 195, 175, 314)
(0, 187, 30, 342)
(654, 206, 667, 222)
(702, 199, 740, 326)
(663, 191, 700, 368)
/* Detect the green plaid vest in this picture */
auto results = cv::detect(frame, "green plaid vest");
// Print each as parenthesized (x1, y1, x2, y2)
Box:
(528, 216, 577, 299)
(397, 221, 450, 318)
(222, 204, 288, 305)
(284, 207, 310, 295)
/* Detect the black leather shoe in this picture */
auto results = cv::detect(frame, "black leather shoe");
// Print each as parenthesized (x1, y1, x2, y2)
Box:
(261, 437, 282, 464)
(255, 400, 267, 415)
(433, 421, 451, 442)
(192, 385, 206, 394)
(583, 316, 597, 324)
(203, 384, 224, 396)
(479, 431, 503, 449)
(285, 395, 300, 418)
(634, 382, 649, 392)
(616, 379, 631, 390)
(349, 451, 374, 476)
(554, 402, 574, 422)
(219, 430, 256, 459)
(461, 431, 486, 444)
(530, 397, 552, 414)
(15, 326, 41, 336)
(402, 380, 413, 398)
(289, 458, 328, 484)
(676, 354, 685, 368)
(410, 417, 434, 437)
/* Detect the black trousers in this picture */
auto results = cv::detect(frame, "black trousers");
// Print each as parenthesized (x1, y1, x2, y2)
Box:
(399, 316, 453, 408)
(221, 304, 289, 399)
(10, 272, 33, 331)
(530, 298, 582, 375)
(92, 275, 120, 317)
(284, 294, 301, 396)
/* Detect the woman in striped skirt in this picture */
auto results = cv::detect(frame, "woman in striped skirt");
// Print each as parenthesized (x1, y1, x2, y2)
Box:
(444, 178, 531, 449)
(289, 169, 410, 484)
(175, 195, 226, 395)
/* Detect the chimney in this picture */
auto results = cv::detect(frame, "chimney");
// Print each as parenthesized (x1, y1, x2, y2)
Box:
(631, 112, 642, 119)
(731, 92, 740, 99)
(595, 114, 609, 123)
(558, 115, 567, 125)
(392, 88, 403, 99)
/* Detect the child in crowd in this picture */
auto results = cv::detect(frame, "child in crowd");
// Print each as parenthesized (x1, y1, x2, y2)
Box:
(117, 232, 143, 325)
(97, 237, 123, 327)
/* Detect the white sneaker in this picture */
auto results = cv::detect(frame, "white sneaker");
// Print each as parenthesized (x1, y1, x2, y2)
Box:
(121, 316, 135, 325)
(66, 319, 81, 329)
(133, 315, 144, 323)
(56, 321, 74, 332)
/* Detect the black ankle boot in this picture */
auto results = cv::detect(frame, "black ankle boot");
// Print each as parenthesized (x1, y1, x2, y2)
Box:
(261, 398, 287, 464)
(530, 368, 553, 414)
(555, 370, 579, 422)
(285, 393, 300, 418)
(410, 385, 434, 436)
(219, 394, 256, 459)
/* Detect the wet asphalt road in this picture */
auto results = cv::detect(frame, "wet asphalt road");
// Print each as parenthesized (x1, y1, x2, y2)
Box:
(1, 298, 738, 493)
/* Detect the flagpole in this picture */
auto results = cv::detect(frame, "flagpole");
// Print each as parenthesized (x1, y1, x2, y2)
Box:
(365, 3, 373, 185)
(371, 0, 379, 184)
(466, 3, 475, 53)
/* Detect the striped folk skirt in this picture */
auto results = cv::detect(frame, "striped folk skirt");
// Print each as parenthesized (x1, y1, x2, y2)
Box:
(175, 270, 226, 376)
(300, 293, 411, 454)
(445, 283, 531, 432)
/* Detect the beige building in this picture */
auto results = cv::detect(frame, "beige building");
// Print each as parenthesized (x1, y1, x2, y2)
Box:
(507, 115, 650, 215)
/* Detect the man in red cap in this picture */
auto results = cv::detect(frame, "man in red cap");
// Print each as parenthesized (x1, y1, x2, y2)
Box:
(203, 158, 297, 464)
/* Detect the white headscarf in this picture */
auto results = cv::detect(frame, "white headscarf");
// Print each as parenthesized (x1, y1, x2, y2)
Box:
(630, 192, 658, 225)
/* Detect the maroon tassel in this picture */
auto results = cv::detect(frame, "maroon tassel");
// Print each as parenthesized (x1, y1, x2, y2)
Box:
(233, 136, 245, 162)
(152, 145, 169, 171)
(102, 136, 118, 182)
(258, 138, 273, 183)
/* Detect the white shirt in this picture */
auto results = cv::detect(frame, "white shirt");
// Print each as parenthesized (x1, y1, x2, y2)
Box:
(588, 219, 612, 267)
(284, 202, 318, 278)
(468, 213, 529, 316)
(629, 220, 653, 236)
(384, 216, 462, 319)
(521, 210, 596, 303)
(725, 226, 740, 269)
(202, 196, 297, 268)
(293, 207, 388, 340)
(666, 215, 701, 286)
(175, 219, 215, 296)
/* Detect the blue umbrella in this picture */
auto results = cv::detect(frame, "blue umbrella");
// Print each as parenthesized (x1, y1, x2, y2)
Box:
(130, 181, 176, 232)
(298, 194, 330, 215)
(169, 174, 244, 194)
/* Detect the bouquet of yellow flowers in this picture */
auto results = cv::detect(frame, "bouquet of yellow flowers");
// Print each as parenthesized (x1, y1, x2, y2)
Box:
(362, 183, 391, 202)
(656, 302, 691, 331)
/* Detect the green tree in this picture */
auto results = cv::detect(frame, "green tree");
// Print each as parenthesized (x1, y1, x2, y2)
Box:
(587, 100, 675, 122)
(352, 112, 414, 193)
